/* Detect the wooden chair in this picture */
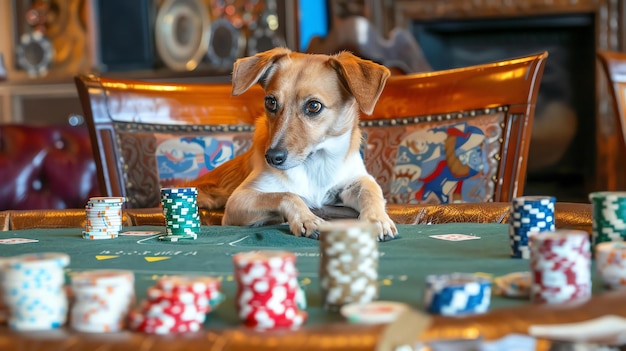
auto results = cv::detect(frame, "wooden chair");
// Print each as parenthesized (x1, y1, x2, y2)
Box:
(75, 51, 547, 208)
(597, 50, 626, 189)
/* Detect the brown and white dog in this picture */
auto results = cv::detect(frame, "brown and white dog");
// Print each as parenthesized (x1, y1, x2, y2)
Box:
(190, 47, 397, 240)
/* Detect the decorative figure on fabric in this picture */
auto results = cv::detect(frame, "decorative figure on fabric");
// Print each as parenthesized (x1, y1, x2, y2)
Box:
(390, 123, 487, 203)
(391, 130, 445, 200)
(156, 137, 235, 181)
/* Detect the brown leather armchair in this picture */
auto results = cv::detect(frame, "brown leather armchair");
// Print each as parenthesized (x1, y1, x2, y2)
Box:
(0, 124, 100, 210)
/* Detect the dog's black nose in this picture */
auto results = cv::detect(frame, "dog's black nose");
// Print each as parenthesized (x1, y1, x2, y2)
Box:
(265, 148, 287, 166)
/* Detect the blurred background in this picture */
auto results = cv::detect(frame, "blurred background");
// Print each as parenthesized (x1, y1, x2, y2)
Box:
(1, 0, 625, 204)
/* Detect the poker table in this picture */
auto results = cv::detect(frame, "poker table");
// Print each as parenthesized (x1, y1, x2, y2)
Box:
(1, 202, 625, 351)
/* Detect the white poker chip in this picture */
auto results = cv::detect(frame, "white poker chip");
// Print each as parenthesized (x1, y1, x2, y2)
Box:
(88, 197, 126, 204)
(340, 301, 410, 324)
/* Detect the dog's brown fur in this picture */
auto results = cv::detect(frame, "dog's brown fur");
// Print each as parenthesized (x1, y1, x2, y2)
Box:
(189, 48, 397, 240)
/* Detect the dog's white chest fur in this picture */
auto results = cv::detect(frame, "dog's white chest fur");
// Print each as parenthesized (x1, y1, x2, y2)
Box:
(253, 132, 367, 208)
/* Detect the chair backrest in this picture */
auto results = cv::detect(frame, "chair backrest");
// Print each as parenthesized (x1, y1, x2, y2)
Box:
(597, 50, 626, 190)
(75, 51, 547, 208)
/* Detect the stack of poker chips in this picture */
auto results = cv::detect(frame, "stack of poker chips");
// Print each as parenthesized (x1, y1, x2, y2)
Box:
(589, 191, 626, 248)
(529, 229, 591, 304)
(160, 187, 200, 241)
(70, 270, 135, 333)
(422, 273, 491, 316)
(83, 196, 125, 240)
(128, 275, 223, 334)
(233, 250, 307, 329)
(0, 252, 69, 330)
(509, 196, 555, 259)
(595, 242, 626, 290)
(318, 220, 379, 312)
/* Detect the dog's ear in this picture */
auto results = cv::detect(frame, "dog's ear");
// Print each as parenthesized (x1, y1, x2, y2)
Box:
(231, 47, 292, 96)
(328, 51, 391, 115)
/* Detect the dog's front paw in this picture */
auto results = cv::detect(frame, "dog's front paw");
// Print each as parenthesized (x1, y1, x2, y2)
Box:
(289, 213, 326, 239)
(195, 186, 227, 210)
(359, 209, 398, 242)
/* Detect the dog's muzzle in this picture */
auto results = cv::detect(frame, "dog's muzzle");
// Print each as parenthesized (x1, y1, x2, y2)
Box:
(265, 147, 288, 167)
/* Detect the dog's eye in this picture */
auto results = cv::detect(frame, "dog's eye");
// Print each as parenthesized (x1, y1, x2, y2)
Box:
(305, 100, 323, 115)
(265, 96, 278, 112)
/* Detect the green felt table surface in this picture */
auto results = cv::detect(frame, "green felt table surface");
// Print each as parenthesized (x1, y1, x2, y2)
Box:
(0, 223, 604, 327)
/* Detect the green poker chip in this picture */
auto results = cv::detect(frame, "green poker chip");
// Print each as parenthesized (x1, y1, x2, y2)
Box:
(158, 233, 198, 242)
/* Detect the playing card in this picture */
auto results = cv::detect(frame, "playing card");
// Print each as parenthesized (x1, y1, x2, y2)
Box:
(0, 238, 39, 245)
(119, 231, 161, 236)
(429, 234, 480, 241)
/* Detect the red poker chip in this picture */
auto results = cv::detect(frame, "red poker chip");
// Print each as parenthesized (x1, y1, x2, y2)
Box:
(241, 307, 307, 329)
(146, 287, 212, 315)
(140, 300, 202, 321)
(530, 233, 591, 304)
(235, 273, 299, 286)
(129, 307, 204, 334)
(236, 288, 299, 307)
(235, 264, 299, 278)
(233, 250, 307, 330)
(233, 251, 297, 275)
(147, 286, 199, 302)
(235, 278, 300, 292)
(156, 275, 221, 295)
(129, 274, 224, 334)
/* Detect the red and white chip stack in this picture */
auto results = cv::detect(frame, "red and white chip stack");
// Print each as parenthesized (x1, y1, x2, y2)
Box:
(128, 275, 223, 334)
(595, 241, 626, 289)
(318, 220, 379, 312)
(529, 229, 592, 304)
(70, 270, 135, 333)
(233, 250, 307, 329)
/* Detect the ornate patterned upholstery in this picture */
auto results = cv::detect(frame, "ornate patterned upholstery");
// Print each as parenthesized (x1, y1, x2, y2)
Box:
(75, 52, 547, 208)
(116, 125, 254, 208)
(362, 108, 505, 204)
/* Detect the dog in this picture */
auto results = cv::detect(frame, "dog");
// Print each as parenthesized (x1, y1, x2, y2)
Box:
(189, 47, 398, 241)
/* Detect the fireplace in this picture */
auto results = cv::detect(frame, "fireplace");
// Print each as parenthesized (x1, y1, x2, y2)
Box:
(410, 14, 596, 201)
(376, 0, 624, 202)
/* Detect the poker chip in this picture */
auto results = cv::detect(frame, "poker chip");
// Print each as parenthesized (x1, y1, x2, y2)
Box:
(88, 197, 126, 204)
(589, 191, 626, 248)
(492, 271, 531, 298)
(128, 275, 223, 334)
(423, 273, 491, 316)
(340, 301, 410, 324)
(318, 220, 379, 312)
(158, 233, 198, 242)
(70, 270, 135, 333)
(509, 196, 556, 259)
(529, 229, 591, 304)
(0, 253, 70, 330)
(83, 197, 126, 240)
(594, 241, 626, 290)
(159, 187, 200, 241)
(233, 250, 307, 330)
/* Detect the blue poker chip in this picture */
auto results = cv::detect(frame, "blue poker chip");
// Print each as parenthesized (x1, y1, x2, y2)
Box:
(423, 273, 491, 316)
(509, 196, 556, 258)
